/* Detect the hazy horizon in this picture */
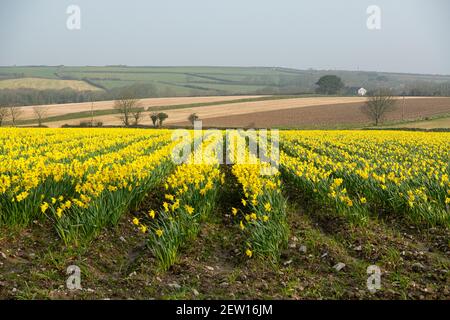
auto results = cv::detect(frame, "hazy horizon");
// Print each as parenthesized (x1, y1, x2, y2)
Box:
(1, 65, 449, 77)
(1, 0, 449, 75)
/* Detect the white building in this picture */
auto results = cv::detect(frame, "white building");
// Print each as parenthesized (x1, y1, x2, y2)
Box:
(358, 87, 367, 96)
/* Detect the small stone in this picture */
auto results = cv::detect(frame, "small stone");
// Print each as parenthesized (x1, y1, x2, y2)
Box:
(0, 252, 6, 259)
(354, 245, 362, 251)
(292, 236, 298, 242)
(168, 282, 181, 289)
(119, 236, 126, 243)
(299, 245, 307, 253)
(86, 288, 95, 293)
(220, 282, 229, 287)
(239, 274, 247, 281)
(283, 259, 293, 266)
(289, 243, 296, 249)
(128, 271, 137, 277)
(12, 288, 17, 293)
(205, 266, 214, 271)
(192, 289, 199, 296)
(412, 262, 425, 271)
(333, 262, 346, 271)
(421, 287, 432, 293)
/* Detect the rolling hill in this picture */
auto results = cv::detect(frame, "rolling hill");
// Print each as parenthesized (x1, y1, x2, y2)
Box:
(1, 66, 450, 98)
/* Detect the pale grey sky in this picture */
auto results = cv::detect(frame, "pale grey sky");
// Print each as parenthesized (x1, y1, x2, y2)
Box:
(1, 0, 449, 74)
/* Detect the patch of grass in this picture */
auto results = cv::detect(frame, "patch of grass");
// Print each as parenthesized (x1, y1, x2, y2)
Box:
(0, 77, 102, 91)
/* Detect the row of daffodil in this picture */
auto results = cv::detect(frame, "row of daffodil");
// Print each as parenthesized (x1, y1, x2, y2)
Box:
(0, 128, 176, 244)
(280, 130, 450, 226)
(0, 128, 169, 225)
(47, 133, 177, 245)
(134, 132, 225, 270)
(229, 131, 288, 264)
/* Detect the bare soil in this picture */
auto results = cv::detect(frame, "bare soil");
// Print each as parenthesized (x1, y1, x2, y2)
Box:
(42, 97, 369, 127)
(0, 170, 448, 300)
(17, 95, 262, 122)
(182, 97, 450, 128)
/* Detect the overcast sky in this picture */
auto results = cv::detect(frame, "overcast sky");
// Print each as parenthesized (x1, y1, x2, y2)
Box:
(1, 0, 449, 74)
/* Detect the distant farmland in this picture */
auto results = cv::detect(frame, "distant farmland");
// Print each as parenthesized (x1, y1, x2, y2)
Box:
(12, 95, 263, 125)
(23, 96, 366, 127)
(1, 66, 450, 99)
(0, 77, 102, 91)
(191, 97, 450, 129)
(15, 96, 450, 129)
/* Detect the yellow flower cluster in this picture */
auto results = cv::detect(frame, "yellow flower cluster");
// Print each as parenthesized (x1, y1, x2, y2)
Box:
(138, 133, 224, 235)
(280, 130, 450, 226)
(232, 153, 281, 226)
(231, 149, 288, 261)
(0, 128, 175, 239)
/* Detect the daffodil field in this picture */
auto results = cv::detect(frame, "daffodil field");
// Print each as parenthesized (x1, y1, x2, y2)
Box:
(280, 131, 450, 226)
(0, 128, 449, 270)
(0, 128, 176, 245)
(141, 133, 225, 270)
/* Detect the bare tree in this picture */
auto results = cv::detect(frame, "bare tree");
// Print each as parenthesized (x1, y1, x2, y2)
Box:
(157, 112, 168, 127)
(9, 105, 23, 127)
(114, 91, 140, 127)
(360, 89, 397, 126)
(0, 106, 9, 127)
(131, 107, 145, 126)
(33, 106, 49, 127)
(150, 112, 158, 127)
(188, 113, 199, 125)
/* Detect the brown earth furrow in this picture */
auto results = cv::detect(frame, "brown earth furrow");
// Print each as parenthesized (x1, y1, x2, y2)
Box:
(183, 97, 450, 128)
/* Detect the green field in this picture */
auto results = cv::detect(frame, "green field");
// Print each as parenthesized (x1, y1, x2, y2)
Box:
(0, 77, 102, 91)
(388, 116, 450, 129)
(1, 66, 450, 97)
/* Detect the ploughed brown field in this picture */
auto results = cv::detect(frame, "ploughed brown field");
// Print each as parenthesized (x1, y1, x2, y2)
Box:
(24, 96, 450, 128)
(175, 97, 450, 128)
(18, 95, 262, 121)
(41, 97, 368, 127)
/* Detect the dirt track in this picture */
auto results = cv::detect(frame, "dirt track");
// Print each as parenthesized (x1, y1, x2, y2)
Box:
(178, 97, 450, 128)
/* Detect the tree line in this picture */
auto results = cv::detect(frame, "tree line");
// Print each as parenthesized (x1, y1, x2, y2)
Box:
(1, 77, 449, 108)
(0, 75, 444, 128)
(0, 105, 49, 127)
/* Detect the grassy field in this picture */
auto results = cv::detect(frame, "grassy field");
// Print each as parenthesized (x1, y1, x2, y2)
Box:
(388, 116, 450, 129)
(0, 78, 102, 91)
(0, 128, 448, 299)
(1, 66, 450, 96)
